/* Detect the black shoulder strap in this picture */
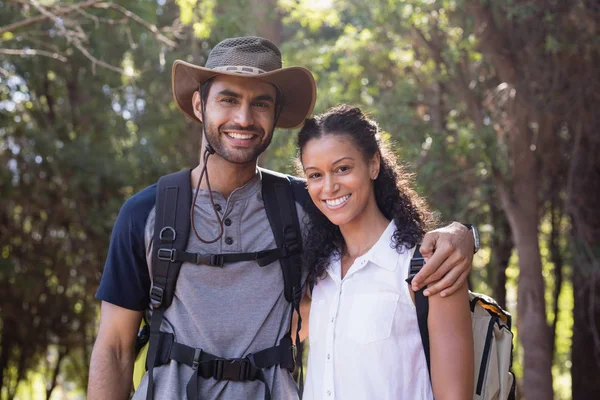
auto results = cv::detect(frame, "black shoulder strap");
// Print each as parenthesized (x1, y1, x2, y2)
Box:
(408, 245, 432, 377)
(146, 168, 192, 400)
(260, 168, 303, 307)
(259, 168, 305, 392)
(150, 168, 193, 309)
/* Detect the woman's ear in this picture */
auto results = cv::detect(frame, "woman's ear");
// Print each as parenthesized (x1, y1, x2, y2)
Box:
(192, 91, 203, 122)
(370, 152, 381, 180)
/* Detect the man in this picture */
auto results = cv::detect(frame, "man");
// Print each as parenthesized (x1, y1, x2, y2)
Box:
(88, 36, 475, 399)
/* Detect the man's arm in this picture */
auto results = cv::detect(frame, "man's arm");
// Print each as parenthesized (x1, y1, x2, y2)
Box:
(88, 302, 143, 400)
(411, 222, 474, 297)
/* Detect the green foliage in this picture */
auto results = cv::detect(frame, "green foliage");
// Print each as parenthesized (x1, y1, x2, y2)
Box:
(1, 0, 596, 397)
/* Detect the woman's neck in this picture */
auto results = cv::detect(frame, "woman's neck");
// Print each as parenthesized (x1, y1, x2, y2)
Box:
(339, 200, 390, 259)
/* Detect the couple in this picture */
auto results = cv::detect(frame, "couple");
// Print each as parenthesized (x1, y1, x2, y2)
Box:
(88, 37, 474, 399)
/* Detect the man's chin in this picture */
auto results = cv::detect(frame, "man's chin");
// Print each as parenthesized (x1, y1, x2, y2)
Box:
(220, 150, 262, 165)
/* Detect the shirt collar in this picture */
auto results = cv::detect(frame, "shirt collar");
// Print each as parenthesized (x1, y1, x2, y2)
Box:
(361, 220, 401, 271)
(326, 220, 401, 282)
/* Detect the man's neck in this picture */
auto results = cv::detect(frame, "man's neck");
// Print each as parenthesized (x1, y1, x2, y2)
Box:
(191, 153, 258, 199)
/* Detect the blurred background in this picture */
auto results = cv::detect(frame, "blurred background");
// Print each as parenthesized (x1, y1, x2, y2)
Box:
(0, 0, 598, 399)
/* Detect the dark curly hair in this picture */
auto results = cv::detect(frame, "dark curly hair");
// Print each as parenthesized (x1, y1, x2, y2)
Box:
(297, 105, 436, 284)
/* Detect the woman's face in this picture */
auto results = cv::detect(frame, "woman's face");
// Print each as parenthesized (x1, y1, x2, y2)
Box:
(301, 134, 379, 227)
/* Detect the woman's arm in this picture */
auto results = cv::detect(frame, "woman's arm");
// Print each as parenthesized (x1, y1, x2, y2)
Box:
(428, 281, 474, 400)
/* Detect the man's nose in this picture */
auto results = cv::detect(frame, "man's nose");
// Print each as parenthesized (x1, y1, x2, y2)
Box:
(233, 103, 254, 127)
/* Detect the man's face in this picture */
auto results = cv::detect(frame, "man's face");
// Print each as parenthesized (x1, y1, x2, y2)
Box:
(193, 75, 277, 164)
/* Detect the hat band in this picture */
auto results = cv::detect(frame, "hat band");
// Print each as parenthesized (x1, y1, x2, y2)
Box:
(213, 65, 267, 75)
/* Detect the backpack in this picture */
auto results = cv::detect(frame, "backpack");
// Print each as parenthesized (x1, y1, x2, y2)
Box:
(134, 167, 309, 400)
(408, 245, 517, 400)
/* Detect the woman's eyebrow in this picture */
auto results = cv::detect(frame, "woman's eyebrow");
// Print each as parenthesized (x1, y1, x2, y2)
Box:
(332, 156, 354, 164)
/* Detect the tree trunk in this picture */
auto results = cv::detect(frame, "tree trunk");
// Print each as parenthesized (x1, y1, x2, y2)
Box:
(489, 198, 512, 309)
(568, 121, 600, 400)
(495, 98, 554, 400)
(46, 346, 68, 400)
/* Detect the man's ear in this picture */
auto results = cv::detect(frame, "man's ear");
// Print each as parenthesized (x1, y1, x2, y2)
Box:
(192, 91, 203, 122)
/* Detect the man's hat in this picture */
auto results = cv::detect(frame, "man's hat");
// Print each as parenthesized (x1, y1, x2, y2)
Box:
(172, 36, 316, 129)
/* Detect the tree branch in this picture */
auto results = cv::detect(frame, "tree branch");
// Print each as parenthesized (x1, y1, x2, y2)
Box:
(0, 48, 67, 62)
(92, 2, 177, 48)
(0, 0, 101, 36)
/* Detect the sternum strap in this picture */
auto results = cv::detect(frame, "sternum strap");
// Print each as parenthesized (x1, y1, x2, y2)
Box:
(149, 332, 295, 400)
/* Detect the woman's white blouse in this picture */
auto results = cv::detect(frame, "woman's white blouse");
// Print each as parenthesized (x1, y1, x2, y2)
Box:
(304, 221, 434, 400)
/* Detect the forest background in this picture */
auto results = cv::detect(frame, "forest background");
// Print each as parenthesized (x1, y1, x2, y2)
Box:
(0, 0, 598, 399)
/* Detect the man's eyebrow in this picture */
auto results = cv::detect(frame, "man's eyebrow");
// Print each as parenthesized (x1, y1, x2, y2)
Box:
(217, 89, 241, 98)
(253, 94, 275, 102)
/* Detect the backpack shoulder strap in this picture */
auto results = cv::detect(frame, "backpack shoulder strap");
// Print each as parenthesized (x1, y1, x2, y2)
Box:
(149, 168, 193, 309)
(259, 167, 305, 390)
(408, 245, 431, 376)
(259, 168, 303, 306)
(146, 168, 192, 399)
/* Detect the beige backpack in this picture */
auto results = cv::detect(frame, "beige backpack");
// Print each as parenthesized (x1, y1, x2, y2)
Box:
(409, 246, 516, 399)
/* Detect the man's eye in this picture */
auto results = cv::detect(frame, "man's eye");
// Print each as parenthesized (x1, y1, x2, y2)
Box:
(253, 102, 269, 108)
(221, 98, 236, 104)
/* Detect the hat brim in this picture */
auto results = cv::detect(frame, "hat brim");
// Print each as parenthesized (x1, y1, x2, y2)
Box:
(172, 60, 316, 129)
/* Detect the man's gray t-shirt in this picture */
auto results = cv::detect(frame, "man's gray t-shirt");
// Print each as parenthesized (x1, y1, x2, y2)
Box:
(97, 170, 307, 399)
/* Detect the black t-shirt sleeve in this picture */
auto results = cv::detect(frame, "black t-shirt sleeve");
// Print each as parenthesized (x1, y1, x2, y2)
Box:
(96, 184, 156, 311)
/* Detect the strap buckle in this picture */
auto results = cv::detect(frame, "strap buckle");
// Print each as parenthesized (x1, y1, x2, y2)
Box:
(195, 253, 225, 267)
(157, 248, 176, 262)
(213, 358, 250, 381)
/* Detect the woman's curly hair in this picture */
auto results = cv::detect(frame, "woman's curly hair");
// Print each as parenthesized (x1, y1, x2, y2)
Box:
(297, 105, 436, 285)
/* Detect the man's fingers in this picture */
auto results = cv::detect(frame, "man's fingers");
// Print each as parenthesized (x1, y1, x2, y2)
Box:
(412, 245, 454, 290)
(442, 269, 470, 297)
(422, 250, 467, 287)
(419, 232, 438, 257)
(423, 266, 461, 297)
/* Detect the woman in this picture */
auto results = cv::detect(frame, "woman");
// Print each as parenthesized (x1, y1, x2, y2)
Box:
(298, 105, 474, 399)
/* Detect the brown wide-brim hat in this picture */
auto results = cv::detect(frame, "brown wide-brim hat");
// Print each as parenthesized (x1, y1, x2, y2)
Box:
(172, 36, 316, 129)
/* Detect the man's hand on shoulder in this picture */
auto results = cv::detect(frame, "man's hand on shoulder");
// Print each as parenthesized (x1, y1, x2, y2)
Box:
(411, 222, 474, 297)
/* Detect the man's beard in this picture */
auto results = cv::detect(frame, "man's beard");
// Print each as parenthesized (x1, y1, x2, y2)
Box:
(203, 121, 273, 164)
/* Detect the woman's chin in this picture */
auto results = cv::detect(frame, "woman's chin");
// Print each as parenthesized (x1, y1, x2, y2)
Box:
(320, 210, 353, 227)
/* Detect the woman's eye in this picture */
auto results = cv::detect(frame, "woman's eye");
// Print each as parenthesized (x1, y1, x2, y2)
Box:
(337, 165, 350, 173)
(308, 173, 321, 179)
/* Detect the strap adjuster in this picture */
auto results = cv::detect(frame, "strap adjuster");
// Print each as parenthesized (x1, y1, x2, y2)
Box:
(192, 348, 201, 370)
(410, 257, 425, 267)
(150, 286, 164, 308)
(158, 248, 176, 262)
